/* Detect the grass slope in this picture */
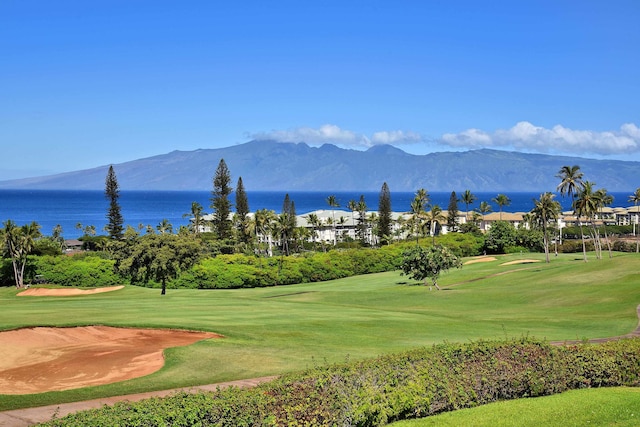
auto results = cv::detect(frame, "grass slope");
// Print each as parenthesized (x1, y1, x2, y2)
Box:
(391, 387, 640, 427)
(1, 252, 639, 411)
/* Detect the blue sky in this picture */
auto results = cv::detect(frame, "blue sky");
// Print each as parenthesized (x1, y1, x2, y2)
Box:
(1, 1, 639, 180)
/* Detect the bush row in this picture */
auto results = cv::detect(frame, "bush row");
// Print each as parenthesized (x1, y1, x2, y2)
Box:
(40, 338, 640, 427)
(33, 255, 120, 287)
(175, 246, 404, 289)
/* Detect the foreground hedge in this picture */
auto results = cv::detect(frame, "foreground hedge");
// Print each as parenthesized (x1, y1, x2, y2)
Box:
(39, 338, 640, 426)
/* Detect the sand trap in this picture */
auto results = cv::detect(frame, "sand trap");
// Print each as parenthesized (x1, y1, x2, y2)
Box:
(500, 259, 542, 266)
(464, 256, 497, 265)
(17, 286, 125, 297)
(0, 326, 220, 394)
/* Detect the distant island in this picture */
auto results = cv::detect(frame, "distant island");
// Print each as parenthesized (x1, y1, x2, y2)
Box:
(0, 140, 638, 192)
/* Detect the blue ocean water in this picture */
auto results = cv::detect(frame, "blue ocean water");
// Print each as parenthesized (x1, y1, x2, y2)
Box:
(0, 189, 633, 239)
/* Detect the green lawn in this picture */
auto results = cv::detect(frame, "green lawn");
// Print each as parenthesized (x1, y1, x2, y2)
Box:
(1, 252, 639, 411)
(391, 387, 640, 427)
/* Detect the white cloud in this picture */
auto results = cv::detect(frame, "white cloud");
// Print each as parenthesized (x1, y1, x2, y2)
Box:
(250, 124, 425, 148)
(440, 122, 640, 156)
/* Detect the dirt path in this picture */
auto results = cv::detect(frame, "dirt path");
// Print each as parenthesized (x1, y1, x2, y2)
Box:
(0, 376, 277, 427)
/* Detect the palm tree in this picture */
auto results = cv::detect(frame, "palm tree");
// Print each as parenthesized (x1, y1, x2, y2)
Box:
(478, 201, 492, 230)
(305, 213, 321, 248)
(253, 209, 276, 256)
(156, 219, 173, 235)
(426, 205, 445, 245)
(492, 194, 511, 220)
(409, 193, 427, 244)
(629, 188, 640, 253)
(2, 220, 41, 288)
(183, 201, 205, 236)
(556, 165, 586, 261)
(356, 196, 368, 244)
(347, 199, 357, 240)
(596, 188, 614, 258)
(461, 189, 477, 222)
(530, 192, 561, 263)
(574, 181, 602, 259)
(326, 195, 339, 245)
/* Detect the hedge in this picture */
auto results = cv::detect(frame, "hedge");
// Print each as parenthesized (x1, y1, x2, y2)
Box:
(39, 338, 640, 427)
(34, 255, 120, 287)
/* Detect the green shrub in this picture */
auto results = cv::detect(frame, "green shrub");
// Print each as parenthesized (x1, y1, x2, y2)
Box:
(40, 338, 640, 427)
(34, 255, 120, 287)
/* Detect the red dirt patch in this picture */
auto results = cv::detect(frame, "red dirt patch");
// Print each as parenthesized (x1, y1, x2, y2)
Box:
(0, 326, 220, 394)
(17, 286, 125, 297)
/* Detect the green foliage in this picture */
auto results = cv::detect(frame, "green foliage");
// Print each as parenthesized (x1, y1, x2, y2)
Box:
(401, 245, 462, 289)
(484, 221, 517, 254)
(176, 246, 404, 289)
(435, 233, 484, 257)
(34, 255, 120, 287)
(39, 339, 640, 427)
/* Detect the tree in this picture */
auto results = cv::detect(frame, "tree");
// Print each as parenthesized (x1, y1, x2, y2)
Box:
(105, 165, 124, 240)
(478, 201, 492, 230)
(115, 233, 202, 295)
(556, 165, 586, 261)
(183, 202, 205, 236)
(426, 205, 445, 245)
(408, 192, 427, 244)
(492, 194, 511, 220)
(575, 181, 603, 259)
(210, 159, 233, 240)
(461, 190, 477, 222)
(484, 221, 517, 254)
(356, 195, 368, 244)
(2, 220, 42, 288)
(530, 192, 561, 263)
(447, 191, 459, 232)
(596, 188, 614, 258)
(629, 188, 640, 253)
(235, 177, 251, 244)
(253, 208, 276, 256)
(401, 245, 462, 290)
(156, 218, 173, 234)
(326, 195, 339, 245)
(377, 182, 392, 245)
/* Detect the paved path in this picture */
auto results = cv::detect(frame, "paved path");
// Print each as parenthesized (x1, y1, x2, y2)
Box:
(2, 306, 639, 427)
(0, 376, 277, 427)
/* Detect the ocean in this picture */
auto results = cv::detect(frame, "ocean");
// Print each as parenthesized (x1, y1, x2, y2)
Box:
(0, 189, 633, 239)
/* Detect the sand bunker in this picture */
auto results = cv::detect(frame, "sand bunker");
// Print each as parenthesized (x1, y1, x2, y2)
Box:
(17, 285, 125, 297)
(463, 256, 497, 265)
(0, 326, 220, 394)
(500, 259, 542, 266)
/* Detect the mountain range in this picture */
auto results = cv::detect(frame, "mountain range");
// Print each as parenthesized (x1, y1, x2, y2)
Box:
(0, 140, 638, 192)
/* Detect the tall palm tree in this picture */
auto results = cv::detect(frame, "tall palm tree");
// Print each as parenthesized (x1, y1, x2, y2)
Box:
(629, 188, 640, 253)
(347, 199, 358, 240)
(305, 213, 320, 248)
(492, 194, 511, 220)
(426, 205, 444, 245)
(574, 181, 602, 259)
(254, 209, 276, 256)
(478, 201, 492, 230)
(596, 188, 613, 258)
(183, 201, 205, 236)
(356, 196, 368, 244)
(530, 192, 561, 263)
(461, 190, 477, 222)
(556, 165, 586, 261)
(326, 195, 339, 245)
(409, 194, 427, 244)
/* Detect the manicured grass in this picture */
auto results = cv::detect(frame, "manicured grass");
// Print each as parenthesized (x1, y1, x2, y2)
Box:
(391, 387, 640, 427)
(1, 252, 639, 411)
